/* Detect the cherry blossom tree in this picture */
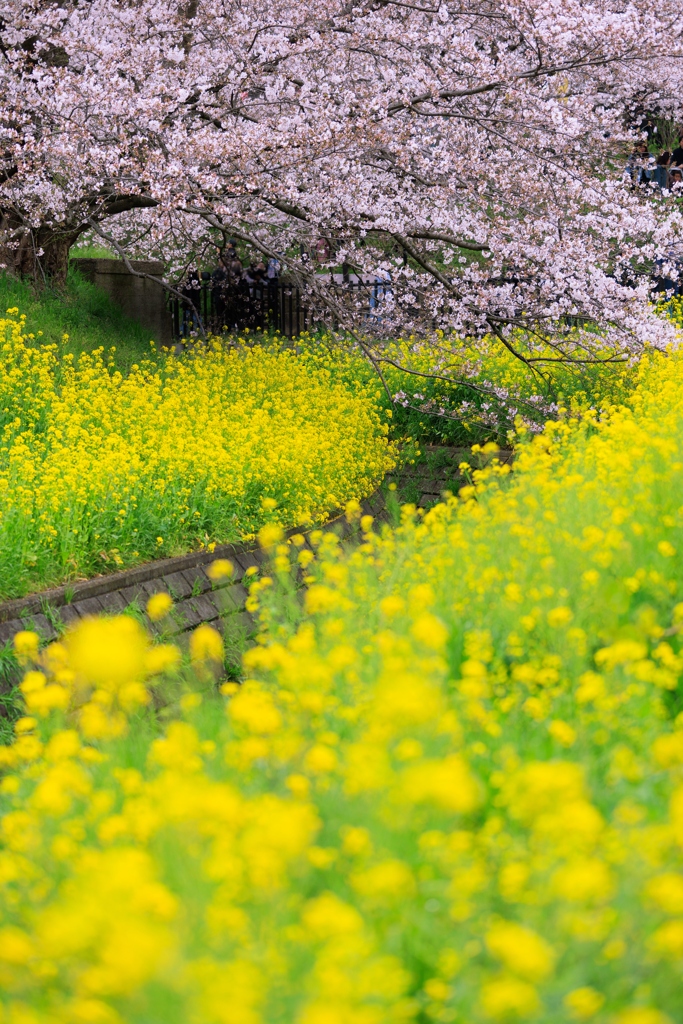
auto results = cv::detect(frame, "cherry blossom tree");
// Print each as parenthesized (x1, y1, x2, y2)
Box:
(1, 0, 683, 369)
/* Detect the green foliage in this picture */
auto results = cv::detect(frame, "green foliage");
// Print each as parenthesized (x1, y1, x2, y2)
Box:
(3, 347, 683, 1022)
(69, 244, 117, 259)
(293, 329, 640, 446)
(0, 268, 153, 369)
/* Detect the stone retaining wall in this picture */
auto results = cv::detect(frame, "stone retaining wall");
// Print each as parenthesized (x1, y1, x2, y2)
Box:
(388, 445, 513, 507)
(72, 258, 174, 346)
(0, 447, 512, 685)
(0, 494, 388, 658)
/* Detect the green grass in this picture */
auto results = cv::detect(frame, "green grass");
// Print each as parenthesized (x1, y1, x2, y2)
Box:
(0, 267, 154, 369)
(5, 347, 683, 1021)
(70, 244, 117, 259)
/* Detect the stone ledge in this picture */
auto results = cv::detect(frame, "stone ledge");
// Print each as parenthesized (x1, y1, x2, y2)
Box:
(0, 503, 372, 651)
(73, 258, 165, 278)
(0, 448, 514, 658)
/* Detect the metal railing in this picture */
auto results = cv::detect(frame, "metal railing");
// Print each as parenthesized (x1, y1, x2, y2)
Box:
(167, 275, 613, 342)
(168, 277, 390, 339)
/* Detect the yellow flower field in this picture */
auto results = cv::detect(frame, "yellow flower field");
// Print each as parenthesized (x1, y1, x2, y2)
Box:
(3, 341, 683, 1021)
(0, 310, 395, 599)
(292, 324, 641, 447)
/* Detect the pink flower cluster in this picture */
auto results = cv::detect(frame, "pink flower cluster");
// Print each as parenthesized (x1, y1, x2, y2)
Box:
(1, 0, 682, 361)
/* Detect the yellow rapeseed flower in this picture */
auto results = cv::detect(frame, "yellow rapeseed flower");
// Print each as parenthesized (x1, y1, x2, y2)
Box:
(207, 559, 234, 582)
(189, 624, 224, 663)
(146, 592, 173, 621)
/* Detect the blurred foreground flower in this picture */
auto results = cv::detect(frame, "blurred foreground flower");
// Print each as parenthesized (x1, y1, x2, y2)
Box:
(147, 592, 173, 621)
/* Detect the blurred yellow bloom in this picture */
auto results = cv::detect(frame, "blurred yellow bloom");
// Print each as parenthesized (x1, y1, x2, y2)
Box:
(0, 926, 33, 965)
(302, 893, 363, 938)
(614, 1011, 673, 1024)
(648, 919, 683, 959)
(229, 688, 281, 735)
(351, 859, 416, 901)
(553, 858, 614, 904)
(547, 606, 573, 628)
(480, 976, 540, 1018)
(146, 592, 173, 621)
(410, 612, 449, 650)
(20, 671, 46, 695)
(13, 630, 39, 664)
(258, 523, 284, 549)
(485, 921, 555, 980)
(144, 644, 181, 675)
(563, 987, 605, 1019)
(548, 719, 577, 747)
(345, 498, 361, 522)
(304, 584, 338, 614)
(67, 616, 148, 689)
(644, 873, 683, 915)
(13, 717, 37, 735)
(189, 624, 224, 664)
(379, 595, 405, 618)
(402, 755, 480, 812)
(304, 744, 338, 774)
(207, 559, 234, 582)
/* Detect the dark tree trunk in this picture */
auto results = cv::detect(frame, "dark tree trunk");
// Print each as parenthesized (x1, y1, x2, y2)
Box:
(0, 217, 83, 289)
(1, 196, 156, 288)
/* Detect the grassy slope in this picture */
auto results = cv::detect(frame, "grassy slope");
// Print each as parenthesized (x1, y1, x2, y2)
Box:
(0, 266, 154, 369)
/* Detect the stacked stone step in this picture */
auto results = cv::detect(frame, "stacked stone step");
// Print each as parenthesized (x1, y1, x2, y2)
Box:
(0, 489, 390, 659)
(388, 445, 513, 507)
(0, 548, 246, 649)
(0, 449, 511, 677)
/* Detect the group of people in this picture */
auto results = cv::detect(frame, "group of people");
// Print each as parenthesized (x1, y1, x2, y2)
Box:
(626, 135, 683, 190)
(179, 242, 281, 336)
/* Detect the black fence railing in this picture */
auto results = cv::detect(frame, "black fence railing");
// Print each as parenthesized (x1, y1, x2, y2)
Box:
(168, 278, 386, 340)
(167, 276, 630, 342)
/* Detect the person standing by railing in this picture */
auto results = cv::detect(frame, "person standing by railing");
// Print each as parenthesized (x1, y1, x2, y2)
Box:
(653, 152, 671, 190)
(369, 268, 392, 320)
(671, 134, 683, 170)
(625, 142, 649, 185)
(225, 252, 243, 333)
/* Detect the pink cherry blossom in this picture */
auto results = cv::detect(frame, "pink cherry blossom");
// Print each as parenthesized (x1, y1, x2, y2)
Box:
(0, 0, 682, 372)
